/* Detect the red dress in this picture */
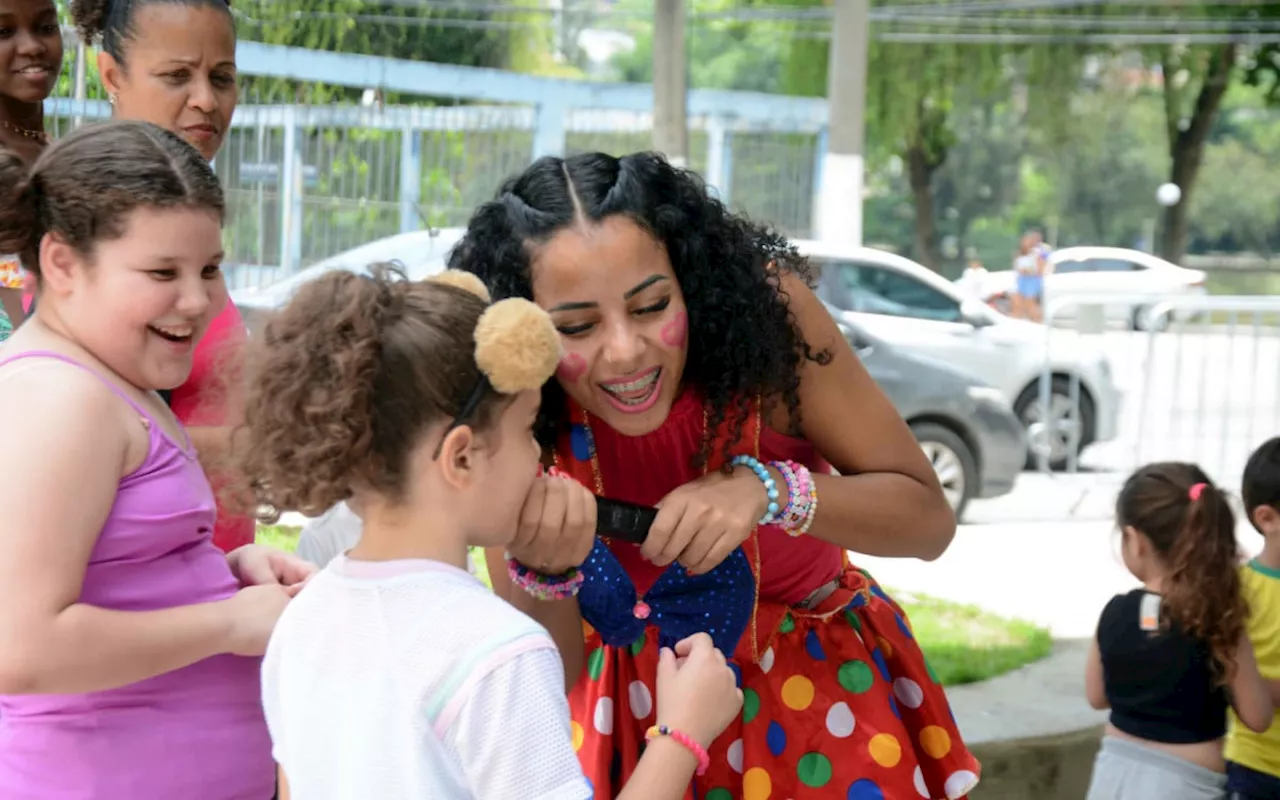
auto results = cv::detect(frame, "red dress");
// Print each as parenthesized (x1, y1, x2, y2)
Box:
(169, 302, 255, 553)
(553, 390, 980, 799)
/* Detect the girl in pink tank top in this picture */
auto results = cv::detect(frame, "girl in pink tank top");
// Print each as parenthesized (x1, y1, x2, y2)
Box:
(0, 122, 313, 798)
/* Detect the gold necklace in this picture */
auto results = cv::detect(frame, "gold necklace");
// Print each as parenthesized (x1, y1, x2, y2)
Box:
(1, 120, 49, 144)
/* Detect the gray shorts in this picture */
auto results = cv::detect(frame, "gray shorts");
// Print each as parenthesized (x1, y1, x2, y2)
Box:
(1087, 736, 1227, 800)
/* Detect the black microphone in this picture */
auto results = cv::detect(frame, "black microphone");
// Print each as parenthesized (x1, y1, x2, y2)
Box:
(595, 497, 657, 544)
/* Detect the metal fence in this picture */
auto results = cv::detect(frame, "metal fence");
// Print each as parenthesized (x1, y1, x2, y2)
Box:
(1036, 295, 1280, 494)
(46, 90, 821, 293)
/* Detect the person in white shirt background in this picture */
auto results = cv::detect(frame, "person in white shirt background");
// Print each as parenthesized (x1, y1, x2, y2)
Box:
(234, 265, 743, 800)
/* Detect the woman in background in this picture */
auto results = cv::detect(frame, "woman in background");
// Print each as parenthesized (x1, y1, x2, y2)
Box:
(0, 0, 61, 340)
(71, 0, 256, 551)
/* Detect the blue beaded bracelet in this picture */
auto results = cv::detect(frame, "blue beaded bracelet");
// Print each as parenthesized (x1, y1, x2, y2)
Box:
(731, 454, 780, 525)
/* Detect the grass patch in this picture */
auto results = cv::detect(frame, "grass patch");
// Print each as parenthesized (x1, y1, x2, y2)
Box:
(256, 524, 301, 552)
(258, 527, 1048, 685)
(896, 590, 1053, 687)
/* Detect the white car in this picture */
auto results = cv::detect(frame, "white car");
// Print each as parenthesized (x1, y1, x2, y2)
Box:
(794, 239, 1122, 469)
(229, 227, 466, 333)
(967, 246, 1207, 330)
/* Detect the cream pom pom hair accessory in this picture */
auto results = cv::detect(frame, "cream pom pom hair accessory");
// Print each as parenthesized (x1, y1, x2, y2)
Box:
(426, 269, 562, 450)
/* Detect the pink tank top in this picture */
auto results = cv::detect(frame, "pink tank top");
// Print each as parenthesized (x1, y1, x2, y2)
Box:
(0, 352, 274, 799)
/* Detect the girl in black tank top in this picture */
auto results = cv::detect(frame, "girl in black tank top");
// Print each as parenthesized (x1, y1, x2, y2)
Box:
(1084, 463, 1272, 800)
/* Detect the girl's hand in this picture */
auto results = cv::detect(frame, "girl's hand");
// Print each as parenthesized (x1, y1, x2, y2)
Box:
(227, 544, 317, 592)
(655, 633, 744, 748)
(642, 466, 772, 575)
(222, 584, 294, 657)
(507, 473, 598, 576)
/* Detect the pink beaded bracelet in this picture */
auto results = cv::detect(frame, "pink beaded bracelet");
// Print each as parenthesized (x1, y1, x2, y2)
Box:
(645, 724, 711, 776)
(506, 557, 585, 601)
(772, 459, 818, 537)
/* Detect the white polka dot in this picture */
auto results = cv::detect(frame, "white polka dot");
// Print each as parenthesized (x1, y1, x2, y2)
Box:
(824, 701, 856, 738)
(593, 696, 614, 735)
(913, 765, 929, 797)
(726, 738, 744, 773)
(628, 680, 653, 719)
(893, 677, 925, 709)
(760, 647, 775, 674)
(945, 769, 979, 799)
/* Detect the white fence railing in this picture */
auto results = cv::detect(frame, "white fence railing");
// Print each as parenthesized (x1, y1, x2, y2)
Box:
(1036, 295, 1280, 492)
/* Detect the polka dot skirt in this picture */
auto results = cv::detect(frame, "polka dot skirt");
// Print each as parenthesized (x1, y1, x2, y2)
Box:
(568, 567, 981, 799)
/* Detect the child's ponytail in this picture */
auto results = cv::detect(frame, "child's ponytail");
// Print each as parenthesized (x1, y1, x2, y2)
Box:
(1117, 463, 1246, 685)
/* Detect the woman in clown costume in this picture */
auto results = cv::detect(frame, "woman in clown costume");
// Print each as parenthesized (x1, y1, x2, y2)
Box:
(457, 151, 981, 800)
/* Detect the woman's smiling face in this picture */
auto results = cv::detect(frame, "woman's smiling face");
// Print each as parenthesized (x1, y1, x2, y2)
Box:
(530, 215, 689, 437)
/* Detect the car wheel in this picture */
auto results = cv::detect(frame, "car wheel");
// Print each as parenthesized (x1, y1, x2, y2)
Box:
(1014, 376, 1097, 471)
(1130, 305, 1170, 332)
(910, 422, 977, 521)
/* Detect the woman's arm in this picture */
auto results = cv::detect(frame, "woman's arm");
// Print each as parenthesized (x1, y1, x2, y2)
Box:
(778, 273, 955, 560)
(0, 367, 245, 694)
(485, 547, 584, 692)
(1229, 634, 1274, 733)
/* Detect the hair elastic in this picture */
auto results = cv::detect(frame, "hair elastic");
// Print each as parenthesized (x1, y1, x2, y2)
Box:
(644, 725, 710, 776)
(1189, 482, 1207, 502)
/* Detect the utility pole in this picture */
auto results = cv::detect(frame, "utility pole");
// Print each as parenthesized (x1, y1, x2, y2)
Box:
(652, 0, 688, 167)
(817, 0, 870, 245)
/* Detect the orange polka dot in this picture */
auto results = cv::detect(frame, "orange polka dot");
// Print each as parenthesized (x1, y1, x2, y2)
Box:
(780, 675, 816, 711)
(743, 767, 772, 800)
(570, 720, 584, 752)
(919, 725, 952, 759)
(877, 636, 894, 658)
(868, 732, 902, 768)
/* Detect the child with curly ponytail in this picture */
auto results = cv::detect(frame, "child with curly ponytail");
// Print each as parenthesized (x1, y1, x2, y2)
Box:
(242, 266, 745, 800)
(1085, 462, 1273, 800)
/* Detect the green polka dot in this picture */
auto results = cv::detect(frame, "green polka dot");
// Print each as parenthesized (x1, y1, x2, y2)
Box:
(844, 609, 862, 632)
(630, 635, 646, 656)
(742, 688, 761, 724)
(705, 790, 734, 800)
(587, 647, 605, 681)
(779, 612, 796, 634)
(838, 660, 875, 694)
(797, 752, 833, 788)
(859, 567, 875, 580)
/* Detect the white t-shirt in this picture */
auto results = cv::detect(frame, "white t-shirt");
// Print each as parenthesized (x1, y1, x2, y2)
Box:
(262, 556, 592, 800)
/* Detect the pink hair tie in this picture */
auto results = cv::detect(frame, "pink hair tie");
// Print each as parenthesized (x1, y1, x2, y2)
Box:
(1189, 482, 1207, 501)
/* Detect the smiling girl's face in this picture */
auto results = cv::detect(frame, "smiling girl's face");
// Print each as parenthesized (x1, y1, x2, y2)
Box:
(0, 0, 62, 105)
(530, 215, 689, 437)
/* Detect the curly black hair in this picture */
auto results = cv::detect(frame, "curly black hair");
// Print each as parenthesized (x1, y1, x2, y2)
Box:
(447, 151, 829, 470)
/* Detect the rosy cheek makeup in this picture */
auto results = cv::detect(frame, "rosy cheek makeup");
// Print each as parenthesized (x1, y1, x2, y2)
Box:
(659, 310, 688, 348)
(556, 352, 588, 384)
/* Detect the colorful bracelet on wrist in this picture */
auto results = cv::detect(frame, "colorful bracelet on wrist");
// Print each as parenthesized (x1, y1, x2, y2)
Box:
(731, 454, 781, 525)
(506, 557, 584, 601)
(645, 724, 711, 776)
(774, 459, 818, 537)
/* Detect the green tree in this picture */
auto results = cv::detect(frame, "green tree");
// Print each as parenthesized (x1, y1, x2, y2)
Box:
(1121, 0, 1280, 262)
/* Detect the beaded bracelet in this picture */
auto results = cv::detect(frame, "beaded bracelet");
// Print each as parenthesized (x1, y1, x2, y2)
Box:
(773, 459, 818, 537)
(731, 455, 781, 525)
(506, 557, 585, 601)
(645, 724, 711, 776)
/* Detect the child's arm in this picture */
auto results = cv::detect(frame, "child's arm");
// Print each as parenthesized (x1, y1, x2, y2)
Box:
(0, 369, 275, 694)
(276, 766, 291, 800)
(1229, 634, 1275, 733)
(445, 642, 706, 800)
(1085, 636, 1109, 710)
(485, 546, 584, 692)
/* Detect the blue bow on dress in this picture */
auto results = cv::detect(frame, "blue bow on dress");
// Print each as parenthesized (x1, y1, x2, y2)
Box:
(576, 537, 756, 656)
